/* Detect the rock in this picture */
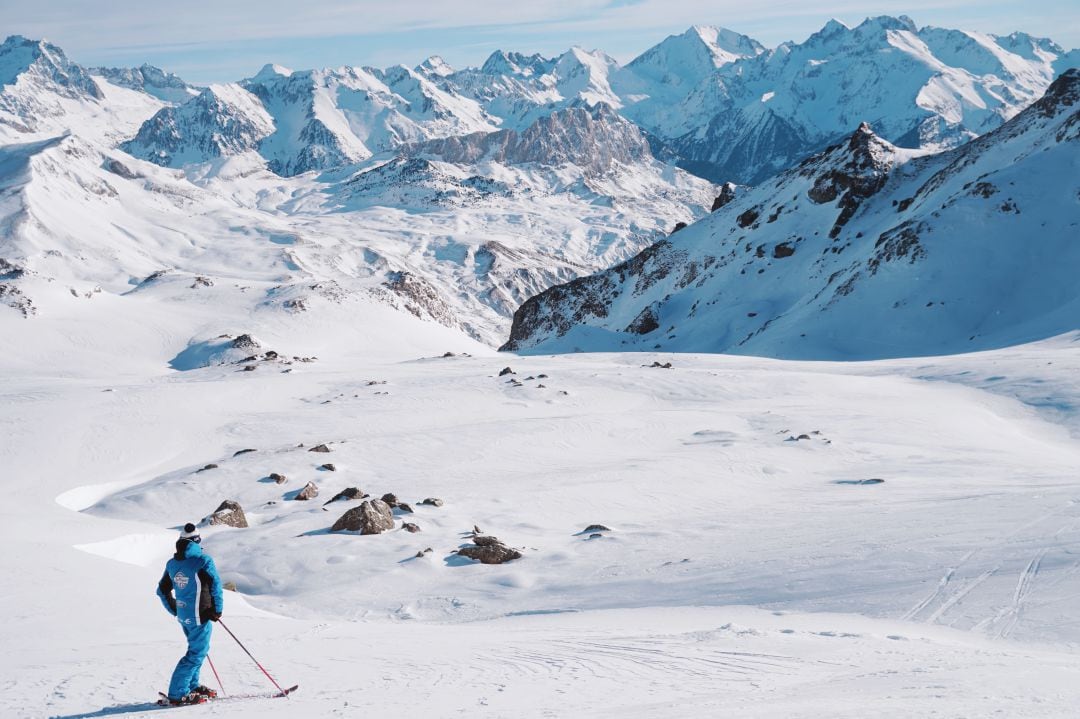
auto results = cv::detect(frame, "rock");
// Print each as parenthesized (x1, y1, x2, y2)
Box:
(231, 334, 260, 351)
(472, 535, 501, 547)
(415, 547, 433, 558)
(381, 492, 399, 506)
(264, 350, 278, 360)
(242, 365, 257, 371)
(420, 497, 444, 507)
(402, 522, 421, 533)
(498, 367, 514, 376)
(773, 242, 796, 259)
(644, 361, 673, 369)
(233, 448, 257, 456)
(457, 539, 522, 565)
(671, 221, 688, 234)
(472, 524, 483, 535)
(395, 502, 414, 513)
(583, 524, 611, 533)
(223, 582, 238, 592)
(294, 481, 319, 500)
(442, 351, 456, 357)
(319, 463, 336, 472)
(710, 182, 738, 211)
(589, 533, 603, 539)
(324, 487, 364, 505)
(330, 499, 394, 534)
(308, 443, 331, 453)
(269, 472, 286, 484)
(196, 464, 218, 473)
(206, 500, 248, 528)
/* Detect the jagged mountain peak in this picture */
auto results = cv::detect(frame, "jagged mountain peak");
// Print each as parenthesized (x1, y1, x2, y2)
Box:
(416, 55, 454, 78)
(251, 63, 294, 82)
(90, 63, 197, 104)
(407, 100, 654, 174)
(0, 34, 102, 100)
(122, 82, 273, 167)
(856, 15, 919, 34)
(480, 50, 554, 77)
(687, 25, 766, 60)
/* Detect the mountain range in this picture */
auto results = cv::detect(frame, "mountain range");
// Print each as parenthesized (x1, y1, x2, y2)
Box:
(503, 69, 1080, 359)
(0, 16, 1076, 358)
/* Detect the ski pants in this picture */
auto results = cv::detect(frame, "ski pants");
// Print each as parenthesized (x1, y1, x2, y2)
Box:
(168, 620, 213, 699)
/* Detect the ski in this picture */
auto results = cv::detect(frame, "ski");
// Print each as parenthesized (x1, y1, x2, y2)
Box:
(156, 684, 297, 706)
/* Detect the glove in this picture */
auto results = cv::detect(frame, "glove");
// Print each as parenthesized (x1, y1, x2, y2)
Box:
(207, 610, 222, 622)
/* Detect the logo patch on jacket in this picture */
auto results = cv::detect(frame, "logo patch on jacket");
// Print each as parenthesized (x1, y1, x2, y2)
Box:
(174, 571, 190, 589)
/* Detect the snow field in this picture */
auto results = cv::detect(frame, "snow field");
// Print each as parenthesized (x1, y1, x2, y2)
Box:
(5, 324, 1080, 716)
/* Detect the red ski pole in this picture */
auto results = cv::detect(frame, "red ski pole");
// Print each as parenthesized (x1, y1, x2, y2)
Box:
(218, 620, 289, 698)
(206, 654, 226, 697)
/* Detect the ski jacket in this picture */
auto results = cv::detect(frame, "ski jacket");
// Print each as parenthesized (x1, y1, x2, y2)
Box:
(157, 541, 224, 626)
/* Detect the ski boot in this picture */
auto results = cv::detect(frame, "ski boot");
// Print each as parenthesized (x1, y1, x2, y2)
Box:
(168, 692, 208, 706)
(192, 685, 218, 699)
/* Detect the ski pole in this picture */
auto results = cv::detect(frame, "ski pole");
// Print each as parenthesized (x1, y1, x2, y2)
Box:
(206, 654, 226, 697)
(218, 619, 289, 698)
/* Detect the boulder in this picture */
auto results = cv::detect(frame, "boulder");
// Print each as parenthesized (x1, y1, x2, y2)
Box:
(308, 443, 331, 453)
(206, 500, 248, 528)
(420, 497, 444, 507)
(196, 463, 218, 473)
(395, 502, 414, 514)
(457, 537, 522, 565)
(381, 493, 399, 505)
(331, 499, 394, 534)
(295, 481, 319, 500)
(583, 524, 612, 533)
(324, 487, 364, 505)
(498, 367, 514, 376)
(319, 463, 336, 472)
(233, 448, 257, 456)
(402, 522, 421, 533)
(269, 472, 286, 484)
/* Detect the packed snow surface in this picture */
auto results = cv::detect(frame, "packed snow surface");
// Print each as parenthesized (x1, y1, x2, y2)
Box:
(5, 298, 1080, 715)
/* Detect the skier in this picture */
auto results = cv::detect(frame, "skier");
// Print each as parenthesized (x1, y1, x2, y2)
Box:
(156, 523, 224, 706)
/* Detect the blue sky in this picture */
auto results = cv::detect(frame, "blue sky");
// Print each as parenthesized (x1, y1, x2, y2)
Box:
(7, 0, 1079, 83)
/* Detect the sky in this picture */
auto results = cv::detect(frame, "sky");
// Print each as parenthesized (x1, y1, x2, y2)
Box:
(5, 0, 1079, 83)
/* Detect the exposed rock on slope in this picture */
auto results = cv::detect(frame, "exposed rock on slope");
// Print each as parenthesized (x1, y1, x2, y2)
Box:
(409, 104, 651, 174)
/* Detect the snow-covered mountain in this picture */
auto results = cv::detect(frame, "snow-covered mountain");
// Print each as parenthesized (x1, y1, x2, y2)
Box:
(90, 64, 199, 104)
(122, 83, 275, 166)
(502, 69, 1080, 359)
(657, 16, 1080, 183)
(408, 103, 650, 174)
(107, 18, 1078, 185)
(0, 20, 1076, 352)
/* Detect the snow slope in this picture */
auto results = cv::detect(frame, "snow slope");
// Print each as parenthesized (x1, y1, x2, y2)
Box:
(503, 70, 1080, 359)
(6, 298, 1080, 715)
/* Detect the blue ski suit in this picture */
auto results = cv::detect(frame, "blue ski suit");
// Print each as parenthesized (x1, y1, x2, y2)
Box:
(157, 540, 224, 699)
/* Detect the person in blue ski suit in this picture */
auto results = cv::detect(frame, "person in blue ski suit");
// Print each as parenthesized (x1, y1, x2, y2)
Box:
(156, 523, 224, 703)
